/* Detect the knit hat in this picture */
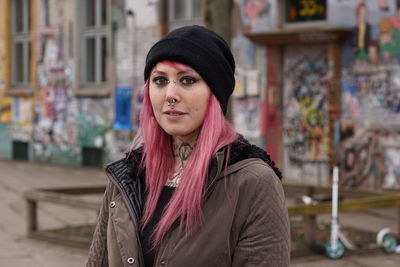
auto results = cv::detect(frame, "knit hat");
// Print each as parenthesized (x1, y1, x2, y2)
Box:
(144, 25, 235, 114)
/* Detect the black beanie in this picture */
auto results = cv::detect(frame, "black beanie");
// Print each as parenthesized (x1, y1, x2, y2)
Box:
(144, 25, 235, 114)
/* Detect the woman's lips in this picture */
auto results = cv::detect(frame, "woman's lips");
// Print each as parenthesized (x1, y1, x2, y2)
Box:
(163, 110, 186, 119)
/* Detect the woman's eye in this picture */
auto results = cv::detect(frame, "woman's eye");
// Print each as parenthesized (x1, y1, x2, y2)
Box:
(152, 77, 168, 86)
(180, 76, 197, 85)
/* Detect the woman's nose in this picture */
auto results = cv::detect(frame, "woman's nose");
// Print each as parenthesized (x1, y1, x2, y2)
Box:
(165, 80, 180, 101)
(166, 80, 179, 92)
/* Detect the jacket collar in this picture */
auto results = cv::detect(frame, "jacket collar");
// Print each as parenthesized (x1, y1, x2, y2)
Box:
(105, 147, 145, 220)
(106, 135, 282, 188)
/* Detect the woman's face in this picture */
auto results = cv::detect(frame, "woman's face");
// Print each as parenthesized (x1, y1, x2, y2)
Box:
(149, 62, 211, 142)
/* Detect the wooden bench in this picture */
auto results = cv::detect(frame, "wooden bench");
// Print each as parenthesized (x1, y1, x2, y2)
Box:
(285, 183, 400, 244)
(23, 186, 105, 248)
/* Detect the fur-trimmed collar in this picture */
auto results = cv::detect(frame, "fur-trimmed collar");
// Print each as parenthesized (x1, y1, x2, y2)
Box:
(228, 136, 282, 179)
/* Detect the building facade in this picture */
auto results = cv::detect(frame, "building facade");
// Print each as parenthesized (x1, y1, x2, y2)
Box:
(0, 0, 210, 168)
(233, 0, 400, 191)
(0, 0, 159, 167)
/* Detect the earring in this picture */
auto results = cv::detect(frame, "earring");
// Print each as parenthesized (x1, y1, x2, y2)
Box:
(167, 98, 176, 108)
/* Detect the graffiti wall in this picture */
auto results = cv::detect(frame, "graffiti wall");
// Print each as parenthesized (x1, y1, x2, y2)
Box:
(340, 0, 400, 190)
(10, 97, 33, 141)
(33, 64, 81, 164)
(233, 98, 262, 144)
(0, 0, 152, 165)
(0, 38, 11, 157)
(30, 25, 79, 164)
(78, 98, 112, 148)
(283, 45, 330, 185)
(105, 130, 133, 161)
(341, 129, 400, 190)
(231, 1, 267, 146)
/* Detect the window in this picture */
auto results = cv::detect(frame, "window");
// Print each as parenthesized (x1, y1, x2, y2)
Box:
(82, 0, 108, 85)
(170, 0, 203, 21)
(11, 0, 31, 88)
(192, 0, 202, 18)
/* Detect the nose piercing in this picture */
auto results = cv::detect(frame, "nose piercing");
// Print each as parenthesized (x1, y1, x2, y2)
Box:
(167, 98, 176, 108)
(168, 80, 177, 84)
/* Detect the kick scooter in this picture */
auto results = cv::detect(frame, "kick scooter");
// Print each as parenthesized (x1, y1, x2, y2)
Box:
(324, 166, 398, 259)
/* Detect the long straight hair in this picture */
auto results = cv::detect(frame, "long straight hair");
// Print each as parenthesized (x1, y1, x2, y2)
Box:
(138, 62, 237, 246)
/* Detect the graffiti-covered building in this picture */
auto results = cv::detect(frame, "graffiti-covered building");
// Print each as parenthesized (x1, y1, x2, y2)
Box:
(233, 0, 400, 190)
(0, 0, 159, 167)
(0, 0, 209, 168)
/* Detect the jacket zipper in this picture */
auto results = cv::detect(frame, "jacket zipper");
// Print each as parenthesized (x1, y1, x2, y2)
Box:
(103, 148, 234, 266)
(106, 171, 145, 266)
(203, 151, 226, 199)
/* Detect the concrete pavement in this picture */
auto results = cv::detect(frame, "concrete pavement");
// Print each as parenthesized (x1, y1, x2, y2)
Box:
(0, 159, 106, 267)
(291, 252, 400, 267)
(1, 159, 400, 266)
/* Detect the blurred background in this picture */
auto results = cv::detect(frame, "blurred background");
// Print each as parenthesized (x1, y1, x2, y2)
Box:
(1, 0, 400, 266)
(0, 0, 400, 190)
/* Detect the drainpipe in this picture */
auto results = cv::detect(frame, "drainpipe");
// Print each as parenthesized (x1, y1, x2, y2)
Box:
(158, 0, 168, 37)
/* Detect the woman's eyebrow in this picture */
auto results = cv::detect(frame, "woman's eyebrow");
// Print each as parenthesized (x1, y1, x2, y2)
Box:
(177, 69, 200, 76)
(151, 70, 199, 76)
(150, 70, 167, 76)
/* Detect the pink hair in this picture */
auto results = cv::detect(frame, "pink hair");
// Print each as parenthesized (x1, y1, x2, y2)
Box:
(137, 61, 237, 247)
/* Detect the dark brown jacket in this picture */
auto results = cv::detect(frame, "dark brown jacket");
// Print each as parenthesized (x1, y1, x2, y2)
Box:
(87, 138, 290, 267)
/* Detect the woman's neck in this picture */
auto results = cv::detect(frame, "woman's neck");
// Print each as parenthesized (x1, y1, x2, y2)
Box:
(172, 137, 196, 167)
(165, 137, 197, 187)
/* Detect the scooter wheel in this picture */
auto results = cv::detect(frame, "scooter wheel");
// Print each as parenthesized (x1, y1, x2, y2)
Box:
(325, 240, 345, 259)
(382, 234, 397, 254)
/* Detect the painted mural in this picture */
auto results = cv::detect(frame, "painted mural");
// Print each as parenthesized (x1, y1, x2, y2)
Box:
(236, 0, 277, 33)
(329, 0, 396, 29)
(283, 45, 330, 185)
(340, 0, 400, 190)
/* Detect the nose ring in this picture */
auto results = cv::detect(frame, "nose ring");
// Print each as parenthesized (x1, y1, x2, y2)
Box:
(167, 98, 176, 108)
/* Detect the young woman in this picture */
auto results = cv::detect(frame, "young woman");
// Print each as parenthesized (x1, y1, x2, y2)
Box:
(87, 25, 290, 267)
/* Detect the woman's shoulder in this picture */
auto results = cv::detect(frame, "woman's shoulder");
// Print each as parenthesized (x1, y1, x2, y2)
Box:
(227, 135, 282, 180)
(230, 158, 281, 190)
